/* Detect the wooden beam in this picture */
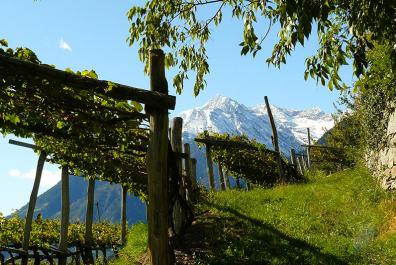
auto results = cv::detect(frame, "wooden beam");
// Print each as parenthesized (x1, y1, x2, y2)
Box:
(194, 137, 277, 155)
(146, 49, 171, 265)
(183, 143, 195, 202)
(290, 149, 297, 167)
(0, 54, 176, 110)
(264, 96, 285, 180)
(21, 152, 46, 265)
(121, 185, 127, 245)
(58, 166, 70, 265)
(297, 156, 304, 175)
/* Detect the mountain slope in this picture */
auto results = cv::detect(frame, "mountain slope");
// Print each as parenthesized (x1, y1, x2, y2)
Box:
(178, 95, 333, 186)
(17, 176, 146, 225)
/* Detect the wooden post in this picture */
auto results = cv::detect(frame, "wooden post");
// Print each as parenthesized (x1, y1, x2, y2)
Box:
(146, 49, 171, 265)
(58, 166, 70, 265)
(171, 118, 183, 177)
(264, 96, 285, 180)
(302, 156, 308, 171)
(191, 158, 198, 188)
(224, 170, 231, 190)
(218, 161, 226, 191)
(297, 156, 304, 175)
(236, 177, 241, 189)
(290, 149, 298, 167)
(246, 180, 251, 191)
(84, 178, 95, 264)
(183, 143, 193, 185)
(121, 185, 127, 245)
(307, 128, 311, 168)
(205, 144, 215, 191)
(21, 152, 46, 265)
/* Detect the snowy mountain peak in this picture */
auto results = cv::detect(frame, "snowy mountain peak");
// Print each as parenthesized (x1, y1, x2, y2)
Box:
(178, 95, 334, 152)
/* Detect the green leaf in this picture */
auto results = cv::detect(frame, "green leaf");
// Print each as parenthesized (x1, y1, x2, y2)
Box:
(0, 39, 8, 47)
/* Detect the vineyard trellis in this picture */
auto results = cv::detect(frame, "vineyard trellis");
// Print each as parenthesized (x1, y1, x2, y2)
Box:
(0, 42, 194, 265)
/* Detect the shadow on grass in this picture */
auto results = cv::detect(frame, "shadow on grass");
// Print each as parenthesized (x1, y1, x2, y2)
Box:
(176, 201, 348, 265)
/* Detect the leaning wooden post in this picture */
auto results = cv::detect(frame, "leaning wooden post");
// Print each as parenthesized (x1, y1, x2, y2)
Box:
(171, 118, 185, 198)
(290, 149, 298, 168)
(121, 185, 127, 245)
(236, 177, 241, 189)
(58, 166, 70, 265)
(21, 152, 46, 265)
(205, 143, 215, 191)
(264, 96, 285, 180)
(218, 161, 226, 191)
(307, 128, 311, 168)
(84, 177, 95, 264)
(297, 156, 304, 175)
(146, 49, 171, 265)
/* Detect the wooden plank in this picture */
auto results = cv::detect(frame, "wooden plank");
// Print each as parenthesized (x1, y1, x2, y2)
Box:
(224, 170, 231, 190)
(290, 149, 298, 171)
(121, 185, 127, 245)
(264, 96, 285, 180)
(146, 49, 171, 265)
(21, 152, 46, 265)
(205, 144, 215, 191)
(58, 167, 70, 265)
(0, 54, 176, 110)
(84, 178, 95, 264)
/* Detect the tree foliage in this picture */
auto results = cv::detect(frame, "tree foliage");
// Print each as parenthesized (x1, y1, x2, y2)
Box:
(127, 0, 396, 95)
(0, 41, 148, 195)
(354, 43, 396, 150)
(196, 132, 301, 186)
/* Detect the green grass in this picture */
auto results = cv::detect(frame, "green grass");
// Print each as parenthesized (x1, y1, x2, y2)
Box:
(112, 167, 396, 264)
(110, 222, 147, 265)
(194, 167, 396, 264)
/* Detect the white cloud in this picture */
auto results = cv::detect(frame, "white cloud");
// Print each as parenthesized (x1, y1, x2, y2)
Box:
(8, 169, 21, 177)
(9, 168, 61, 187)
(59, 37, 72, 52)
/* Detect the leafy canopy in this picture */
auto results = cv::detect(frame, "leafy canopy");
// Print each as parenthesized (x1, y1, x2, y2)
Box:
(0, 40, 148, 194)
(127, 0, 396, 95)
(196, 132, 301, 186)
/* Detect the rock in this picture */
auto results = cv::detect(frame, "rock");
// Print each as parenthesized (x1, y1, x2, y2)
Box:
(387, 111, 396, 136)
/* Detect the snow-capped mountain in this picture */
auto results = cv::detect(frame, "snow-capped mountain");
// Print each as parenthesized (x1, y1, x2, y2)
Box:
(176, 95, 334, 188)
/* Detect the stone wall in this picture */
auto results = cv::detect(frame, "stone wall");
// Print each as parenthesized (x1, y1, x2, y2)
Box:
(368, 108, 396, 190)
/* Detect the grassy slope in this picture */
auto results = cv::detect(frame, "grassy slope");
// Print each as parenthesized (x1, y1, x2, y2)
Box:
(111, 223, 148, 265)
(113, 167, 396, 264)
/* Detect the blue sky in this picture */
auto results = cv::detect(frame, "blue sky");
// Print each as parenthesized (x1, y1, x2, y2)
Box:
(0, 1, 352, 215)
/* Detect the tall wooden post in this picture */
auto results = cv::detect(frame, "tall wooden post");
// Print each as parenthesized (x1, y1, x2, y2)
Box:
(146, 49, 171, 265)
(84, 177, 95, 264)
(218, 161, 226, 191)
(205, 144, 215, 191)
(21, 152, 46, 265)
(302, 156, 308, 171)
(290, 149, 297, 167)
(307, 128, 311, 168)
(58, 166, 70, 265)
(121, 185, 127, 245)
(264, 96, 285, 180)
